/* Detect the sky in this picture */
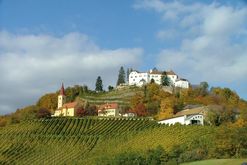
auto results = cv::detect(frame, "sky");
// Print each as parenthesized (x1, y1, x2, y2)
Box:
(0, 0, 247, 115)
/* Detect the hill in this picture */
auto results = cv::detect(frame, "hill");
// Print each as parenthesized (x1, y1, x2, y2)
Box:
(0, 118, 215, 164)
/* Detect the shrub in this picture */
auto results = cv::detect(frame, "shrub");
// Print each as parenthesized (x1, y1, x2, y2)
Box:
(36, 108, 51, 119)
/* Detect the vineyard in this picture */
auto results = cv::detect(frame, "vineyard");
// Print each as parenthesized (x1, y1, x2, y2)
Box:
(0, 118, 215, 164)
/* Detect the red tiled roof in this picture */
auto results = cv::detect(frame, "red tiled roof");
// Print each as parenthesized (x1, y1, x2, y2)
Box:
(62, 102, 77, 109)
(98, 103, 118, 111)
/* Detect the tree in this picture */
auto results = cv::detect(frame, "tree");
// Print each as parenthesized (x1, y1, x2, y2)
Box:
(126, 68, 130, 83)
(37, 93, 57, 111)
(95, 76, 103, 92)
(159, 98, 174, 119)
(117, 66, 126, 86)
(85, 105, 97, 116)
(133, 103, 148, 117)
(161, 73, 171, 86)
(199, 81, 209, 96)
(36, 108, 51, 119)
(108, 85, 114, 91)
(76, 107, 86, 117)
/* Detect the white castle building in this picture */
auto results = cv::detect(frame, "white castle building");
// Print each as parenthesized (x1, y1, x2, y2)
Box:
(128, 68, 189, 88)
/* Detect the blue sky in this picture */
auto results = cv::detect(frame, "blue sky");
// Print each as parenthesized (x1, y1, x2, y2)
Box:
(0, 0, 247, 114)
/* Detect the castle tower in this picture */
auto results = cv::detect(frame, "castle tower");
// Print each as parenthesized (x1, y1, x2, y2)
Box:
(57, 83, 66, 109)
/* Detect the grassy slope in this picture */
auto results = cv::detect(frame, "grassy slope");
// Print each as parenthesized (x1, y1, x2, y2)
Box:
(182, 159, 247, 165)
(0, 118, 215, 164)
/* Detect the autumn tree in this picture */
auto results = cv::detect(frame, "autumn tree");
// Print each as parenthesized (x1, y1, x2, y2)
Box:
(133, 103, 148, 116)
(36, 93, 57, 111)
(36, 108, 51, 119)
(95, 76, 103, 92)
(85, 105, 97, 116)
(159, 98, 174, 119)
(145, 83, 161, 115)
(0, 117, 8, 127)
(76, 107, 86, 117)
(130, 92, 144, 109)
(117, 66, 126, 86)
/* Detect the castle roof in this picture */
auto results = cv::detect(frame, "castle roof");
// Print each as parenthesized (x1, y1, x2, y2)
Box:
(166, 70, 177, 75)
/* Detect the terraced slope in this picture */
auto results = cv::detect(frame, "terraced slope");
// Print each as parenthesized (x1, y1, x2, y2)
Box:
(80, 86, 143, 106)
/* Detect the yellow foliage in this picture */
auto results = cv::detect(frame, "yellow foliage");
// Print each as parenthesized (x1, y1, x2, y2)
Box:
(159, 98, 174, 119)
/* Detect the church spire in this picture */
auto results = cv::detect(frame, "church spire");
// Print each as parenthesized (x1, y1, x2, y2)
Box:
(60, 83, 65, 96)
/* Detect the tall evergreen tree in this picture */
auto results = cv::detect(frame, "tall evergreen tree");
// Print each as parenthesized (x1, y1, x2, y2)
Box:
(126, 68, 130, 83)
(95, 76, 103, 92)
(116, 66, 126, 86)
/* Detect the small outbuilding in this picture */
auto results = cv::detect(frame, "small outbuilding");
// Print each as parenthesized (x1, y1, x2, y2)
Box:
(98, 103, 119, 117)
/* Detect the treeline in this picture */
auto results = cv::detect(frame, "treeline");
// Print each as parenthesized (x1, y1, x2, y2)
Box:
(129, 82, 247, 126)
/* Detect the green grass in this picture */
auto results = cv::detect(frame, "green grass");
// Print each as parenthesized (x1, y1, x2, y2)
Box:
(182, 159, 247, 165)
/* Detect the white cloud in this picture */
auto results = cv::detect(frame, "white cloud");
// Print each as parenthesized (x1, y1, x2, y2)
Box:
(0, 31, 143, 114)
(134, 0, 247, 85)
(156, 29, 178, 40)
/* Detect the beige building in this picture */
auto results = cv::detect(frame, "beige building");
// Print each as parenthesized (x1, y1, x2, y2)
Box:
(53, 84, 78, 117)
(98, 103, 119, 117)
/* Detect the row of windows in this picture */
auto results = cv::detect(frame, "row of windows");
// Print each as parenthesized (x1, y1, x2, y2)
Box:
(193, 116, 202, 119)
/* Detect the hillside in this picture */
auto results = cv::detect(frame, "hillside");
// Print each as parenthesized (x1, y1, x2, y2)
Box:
(0, 118, 216, 164)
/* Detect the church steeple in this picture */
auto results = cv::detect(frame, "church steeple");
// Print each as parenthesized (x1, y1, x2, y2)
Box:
(60, 83, 65, 96)
(58, 83, 66, 109)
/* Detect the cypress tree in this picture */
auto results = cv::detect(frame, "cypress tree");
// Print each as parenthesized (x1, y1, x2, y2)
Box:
(116, 66, 126, 86)
(95, 76, 103, 92)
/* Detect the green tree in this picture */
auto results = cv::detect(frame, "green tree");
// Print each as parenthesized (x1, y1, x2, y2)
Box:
(116, 66, 126, 86)
(126, 68, 130, 83)
(161, 72, 171, 86)
(108, 85, 114, 91)
(199, 81, 209, 96)
(95, 76, 103, 92)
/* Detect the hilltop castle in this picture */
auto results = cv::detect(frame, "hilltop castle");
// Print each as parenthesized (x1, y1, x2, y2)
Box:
(128, 68, 189, 88)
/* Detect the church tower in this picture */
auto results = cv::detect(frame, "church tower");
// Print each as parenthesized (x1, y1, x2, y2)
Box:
(58, 83, 66, 109)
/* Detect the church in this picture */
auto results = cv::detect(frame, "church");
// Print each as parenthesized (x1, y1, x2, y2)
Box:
(53, 84, 79, 117)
